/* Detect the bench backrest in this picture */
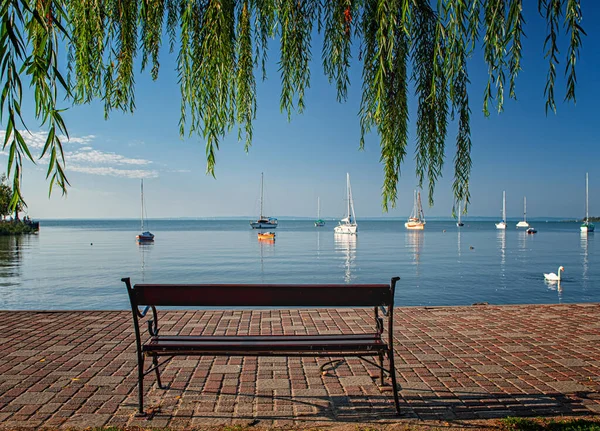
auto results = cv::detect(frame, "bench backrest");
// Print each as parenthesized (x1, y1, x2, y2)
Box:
(123, 279, 398, 308)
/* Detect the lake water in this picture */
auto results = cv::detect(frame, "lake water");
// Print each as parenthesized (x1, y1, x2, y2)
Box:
(0, 219, 597, 310)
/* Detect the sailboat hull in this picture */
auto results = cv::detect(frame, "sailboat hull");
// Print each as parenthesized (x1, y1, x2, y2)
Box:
(581, 223, 595, 233)
(495, 222, 506, 230)
(405, 221, 425, 230)
(136, 231, 155, 242)
(516, 221, 529, 228)
(334, 224, 357, 234)
(250, 220, 278, 229)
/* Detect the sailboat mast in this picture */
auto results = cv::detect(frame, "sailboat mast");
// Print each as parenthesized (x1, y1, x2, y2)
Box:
(524, 197, 527, 222)
(140, 179, 144, 231)
(502, 191, 506, 222)
(260, 172, 264, 219)
(346, 173, 351, 220)
(586, 172, 589, 222)
(458, 201, 461, 223)
(317, 197, 320, 219)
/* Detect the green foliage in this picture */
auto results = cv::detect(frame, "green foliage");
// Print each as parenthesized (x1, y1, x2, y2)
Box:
(0, 174, 12, 218)
(0, 220, 37, 235)
(0, 0, 587, 212)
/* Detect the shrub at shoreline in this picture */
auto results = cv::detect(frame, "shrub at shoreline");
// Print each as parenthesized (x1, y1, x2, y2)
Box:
(0, 220, 39, 236)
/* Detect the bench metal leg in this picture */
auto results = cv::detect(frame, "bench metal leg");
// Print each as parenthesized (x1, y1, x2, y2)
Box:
(152, 355, 165, 389)
(137, 354, 146, 416)
(388, 348, 401, 415)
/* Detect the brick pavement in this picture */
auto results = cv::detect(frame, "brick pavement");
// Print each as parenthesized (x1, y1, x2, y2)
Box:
(0, 304, 599, 429)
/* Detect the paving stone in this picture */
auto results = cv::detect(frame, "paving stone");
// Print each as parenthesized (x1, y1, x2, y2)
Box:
(212, 365, 241, 374)
(88, 376, 124, 386)
(60, 413, 111, 428)
(0, 305, 600, 428)
(12, 392, 55, 405)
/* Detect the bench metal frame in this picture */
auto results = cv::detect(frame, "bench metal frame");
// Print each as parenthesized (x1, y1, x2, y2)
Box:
(122, 277, 401, 416)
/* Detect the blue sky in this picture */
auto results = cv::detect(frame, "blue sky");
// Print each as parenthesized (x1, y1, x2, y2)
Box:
(2, 2, 600, 219)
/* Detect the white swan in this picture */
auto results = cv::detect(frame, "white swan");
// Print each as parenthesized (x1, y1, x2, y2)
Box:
(544, 266, 564, 281)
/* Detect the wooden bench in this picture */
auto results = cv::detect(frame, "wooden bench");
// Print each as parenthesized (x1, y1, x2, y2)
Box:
(122, 277, 401, 416)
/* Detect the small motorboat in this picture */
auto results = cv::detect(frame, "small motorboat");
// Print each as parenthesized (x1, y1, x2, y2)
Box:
(258, 232, 276, 240)
(526, 227, 537, 234)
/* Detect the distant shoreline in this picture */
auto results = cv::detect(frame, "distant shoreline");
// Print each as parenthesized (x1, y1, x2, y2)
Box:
(34, 217, 588, 222)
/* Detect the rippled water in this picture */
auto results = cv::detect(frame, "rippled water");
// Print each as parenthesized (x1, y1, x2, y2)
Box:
(0, 219, 597, 309)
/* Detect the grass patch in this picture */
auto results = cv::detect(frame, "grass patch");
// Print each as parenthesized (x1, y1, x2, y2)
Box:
(501, 417, 600, 431)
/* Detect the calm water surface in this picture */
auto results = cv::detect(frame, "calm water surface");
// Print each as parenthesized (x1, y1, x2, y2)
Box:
(0, 219, 597, 309)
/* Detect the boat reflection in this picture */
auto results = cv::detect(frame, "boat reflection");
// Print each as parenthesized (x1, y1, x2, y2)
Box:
(581, 231, 590, 292)
(497, 230, 506, 289)
(258, 237, 275, 280)
(405, 231, 423, 266)
(334, 233, 357, 283)
(137, 241, 153, 282)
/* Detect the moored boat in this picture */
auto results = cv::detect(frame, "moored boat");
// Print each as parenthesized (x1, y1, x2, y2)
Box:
(136, 179, 154, 243)
(496, 191, 507, 230)
(581, 173, 595, 233)
(314, 197, 325, 227)
(250, 173, 278, 229)
(258, 231, 276, 240)
(526, 227, 537, 234)
(516, 197, 529, 228)
(405, 190, 425, 230)
(334, 173, 357, 235)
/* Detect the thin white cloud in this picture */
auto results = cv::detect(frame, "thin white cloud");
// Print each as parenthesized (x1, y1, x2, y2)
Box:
(0, 130, 95, 149)
(0, 129, 157, 179)
(66, 149, 152, 166)
(69, 166, 159, 179)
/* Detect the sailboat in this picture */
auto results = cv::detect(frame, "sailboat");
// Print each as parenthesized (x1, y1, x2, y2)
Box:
(496, 191, 507, 230)
(405, 190, 425, 230)
(334, 173, 357, 234)
(516, 197, 529, 228)
(581, 172, 595, 233)
(136, 179, 155, 242)
(456, 201, 464, 227)
(250, 172, 278, 229)
(314, 197, 325, 227)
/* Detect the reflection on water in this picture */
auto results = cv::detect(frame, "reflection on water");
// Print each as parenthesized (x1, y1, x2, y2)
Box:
(334, 234, 356, 283)
(0, 236, 25, 308)
(457, 229, 462, 259)
(0, 236, 23, 281)
(137, 242, 152, 282)
(258, 238, 275, 281)
(405, 231, 423, 266)
(497, 230, 506, 289)
(581, 232, 590, 292)
(545, 279, 563, 303)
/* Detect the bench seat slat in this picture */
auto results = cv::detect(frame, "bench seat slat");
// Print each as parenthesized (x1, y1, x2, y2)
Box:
(153, 333, 380, 342)
(143, 335, 385, 353)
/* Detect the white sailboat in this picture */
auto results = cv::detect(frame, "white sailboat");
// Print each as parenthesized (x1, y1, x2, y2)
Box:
(315, 197, 325, 227)
(334, 173, 357, 235)
(250, 172, 278, 229)
(581, 172, 595, 233)
(456, 201, 464, 227)
(516, 196, 529, 228)
(496, 191, 507, 230)
(405, 190, 425, 230)
(136, 179, 155, 242)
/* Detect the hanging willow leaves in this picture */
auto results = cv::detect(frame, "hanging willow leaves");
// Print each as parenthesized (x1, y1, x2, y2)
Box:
(0, 0, 587, 212)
